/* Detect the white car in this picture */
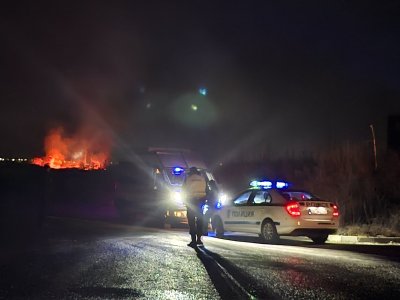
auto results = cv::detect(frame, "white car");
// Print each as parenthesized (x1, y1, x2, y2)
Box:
(211, 181, 339, 244)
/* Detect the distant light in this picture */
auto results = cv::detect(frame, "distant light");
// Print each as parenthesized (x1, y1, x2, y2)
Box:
(198, 87, 207, 96)
(191, 104, 198, 111)
(146, 103, 152, 109)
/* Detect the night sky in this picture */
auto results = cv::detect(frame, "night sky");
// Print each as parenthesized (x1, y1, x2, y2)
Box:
(1, 1, 399, 164)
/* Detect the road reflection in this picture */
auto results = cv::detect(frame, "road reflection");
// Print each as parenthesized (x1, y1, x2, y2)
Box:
(206, 232, 400, 263)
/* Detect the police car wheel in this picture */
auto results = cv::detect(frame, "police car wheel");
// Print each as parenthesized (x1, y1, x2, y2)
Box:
(261, 220, 278, 243)
(214, 217, 224, 238)
(310, 234, 328, 244)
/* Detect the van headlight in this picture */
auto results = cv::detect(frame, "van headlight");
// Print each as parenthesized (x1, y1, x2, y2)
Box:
(170, 191, 183, 205)
(218, 193, 228, 205)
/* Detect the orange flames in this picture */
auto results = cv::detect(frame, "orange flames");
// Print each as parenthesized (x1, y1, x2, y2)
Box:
(32, 127, 110, 170)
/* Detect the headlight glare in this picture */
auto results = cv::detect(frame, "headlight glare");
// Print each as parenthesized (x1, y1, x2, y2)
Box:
(171, 191, 183, 205)
(219, 193, 228, 205)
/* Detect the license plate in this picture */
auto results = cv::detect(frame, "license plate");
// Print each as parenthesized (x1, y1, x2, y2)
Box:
(174, 211, 187, 218)
(308, 207, 327, 215)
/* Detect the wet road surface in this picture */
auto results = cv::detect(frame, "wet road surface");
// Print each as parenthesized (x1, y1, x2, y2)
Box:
(1, 217, 399, 299)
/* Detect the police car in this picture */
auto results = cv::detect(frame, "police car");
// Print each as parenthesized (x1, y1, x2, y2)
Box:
(211, 180, 339, 244)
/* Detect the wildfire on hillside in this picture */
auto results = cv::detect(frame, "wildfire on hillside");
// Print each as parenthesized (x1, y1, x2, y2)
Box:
(32, 127, 110, 170)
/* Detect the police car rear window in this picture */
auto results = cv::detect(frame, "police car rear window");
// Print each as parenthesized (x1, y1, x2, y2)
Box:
(279, 191, 320, 201)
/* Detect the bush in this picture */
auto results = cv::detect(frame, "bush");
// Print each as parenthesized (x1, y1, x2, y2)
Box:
(338, 206, 400, 237)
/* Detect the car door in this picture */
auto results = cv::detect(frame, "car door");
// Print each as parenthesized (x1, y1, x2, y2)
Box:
(247, 189, 272, 233)
(223, 190, 253, 232)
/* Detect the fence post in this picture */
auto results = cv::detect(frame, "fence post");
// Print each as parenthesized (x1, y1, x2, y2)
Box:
(369, 124, 378, 171)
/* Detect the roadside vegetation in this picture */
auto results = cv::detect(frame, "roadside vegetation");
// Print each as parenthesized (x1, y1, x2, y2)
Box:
(214, 142, 400, 237)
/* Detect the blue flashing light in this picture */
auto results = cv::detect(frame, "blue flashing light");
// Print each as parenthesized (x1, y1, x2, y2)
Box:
(215, 202, 222, 209)
(250, 180, 289, 189)
(276, 181, 288, 189)
(202, 204, 209, 215)
(172, 166, 184, 175)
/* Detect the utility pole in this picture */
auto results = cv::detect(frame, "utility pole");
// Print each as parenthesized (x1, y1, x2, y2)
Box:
(369, 124, 378, 171)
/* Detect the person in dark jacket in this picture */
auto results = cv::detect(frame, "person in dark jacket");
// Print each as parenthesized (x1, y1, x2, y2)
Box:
(203, 179, 219, 235)
(183, 167, 207, 247)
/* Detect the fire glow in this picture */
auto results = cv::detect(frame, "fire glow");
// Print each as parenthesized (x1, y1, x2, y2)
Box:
(32, 127, 110, 170)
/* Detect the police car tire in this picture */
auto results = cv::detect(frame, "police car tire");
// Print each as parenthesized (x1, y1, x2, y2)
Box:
(261, 220, 279, 243)
(214, 217, 224, 238)
(310, 234, 328, 244)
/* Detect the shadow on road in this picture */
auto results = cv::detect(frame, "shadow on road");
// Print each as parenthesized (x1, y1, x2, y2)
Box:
(193, 245, 276, 300)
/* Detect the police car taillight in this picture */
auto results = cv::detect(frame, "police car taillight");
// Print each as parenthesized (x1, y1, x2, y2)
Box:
(332, 204, 339, 217)
(285, 201, 301, 217)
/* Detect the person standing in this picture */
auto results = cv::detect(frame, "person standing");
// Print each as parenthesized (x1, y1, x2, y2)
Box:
(203, 179, 219, 235)
(183, 167, 207, 247)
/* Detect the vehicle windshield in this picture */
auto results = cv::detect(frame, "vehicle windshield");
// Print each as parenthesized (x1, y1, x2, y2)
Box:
(164, 169, 186, 186)
(279, 190, 321, 201)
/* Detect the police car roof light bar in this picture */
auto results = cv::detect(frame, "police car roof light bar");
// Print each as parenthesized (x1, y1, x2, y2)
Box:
(250, 180, 272, 189)
(250, 180, 289, 189)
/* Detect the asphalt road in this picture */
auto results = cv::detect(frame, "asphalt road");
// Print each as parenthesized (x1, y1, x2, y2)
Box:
(1, 217, 399, 300)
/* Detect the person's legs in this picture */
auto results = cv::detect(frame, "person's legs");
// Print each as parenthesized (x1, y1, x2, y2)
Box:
(186, 206, 197, 246)
(203, 208, 213, 236)
(195, 204, 204, 244)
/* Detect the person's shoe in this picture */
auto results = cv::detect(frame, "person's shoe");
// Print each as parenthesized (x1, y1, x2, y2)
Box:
(187, 241, 197, 247)
(196, 238, 204, 246)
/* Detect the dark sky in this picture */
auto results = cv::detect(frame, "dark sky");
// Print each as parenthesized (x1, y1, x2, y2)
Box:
(1, 0, 399, 164)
